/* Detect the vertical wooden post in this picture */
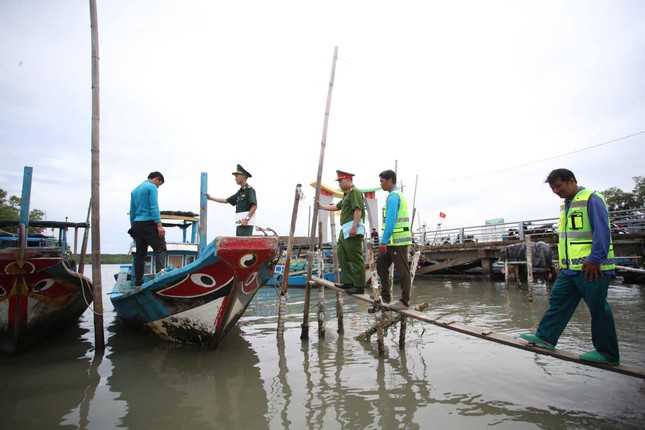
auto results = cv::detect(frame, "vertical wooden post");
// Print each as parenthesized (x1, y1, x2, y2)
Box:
(398, 250, 420, 349)
(18, 166, 33, 229)
(410, 174, 418, 230)
(368, 245, 386, 355)
(329, 210, 344, 334)
(198, 173, 208, 256)
(525, 236, 534, 301)
(317, 222, 326, 337)
(302, 46, 338, 341)
(277, 184, 303, 337)
(89, 0, 104, 351)
(15, 167, 33, 339)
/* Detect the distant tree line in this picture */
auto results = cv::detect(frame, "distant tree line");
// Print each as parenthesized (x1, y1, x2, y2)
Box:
(0, 188, 45, 233)
(602, 176, 645, 211)
(72, 253, 131, 264)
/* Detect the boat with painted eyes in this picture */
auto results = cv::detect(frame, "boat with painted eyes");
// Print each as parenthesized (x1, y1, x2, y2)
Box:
(110, 173, 280, 349)
(0, 167, 93, 354)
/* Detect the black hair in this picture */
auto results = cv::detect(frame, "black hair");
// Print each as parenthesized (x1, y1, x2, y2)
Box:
(148, 171, 165, 183)
(545, 168, 576, 185)
(379, 169, 397, 184)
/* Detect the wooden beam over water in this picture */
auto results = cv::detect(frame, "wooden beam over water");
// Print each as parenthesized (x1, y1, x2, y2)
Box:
(312, 276, 645, 380)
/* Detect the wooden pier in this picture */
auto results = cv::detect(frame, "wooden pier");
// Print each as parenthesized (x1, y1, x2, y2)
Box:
(416, 233, 645, 281)
(312, 276, 645, 380)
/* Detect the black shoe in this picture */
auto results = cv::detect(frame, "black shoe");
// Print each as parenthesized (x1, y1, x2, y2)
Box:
(334, 283, 353, 289)
(135, 281, 143, 287)
(345, 286, 365, 294)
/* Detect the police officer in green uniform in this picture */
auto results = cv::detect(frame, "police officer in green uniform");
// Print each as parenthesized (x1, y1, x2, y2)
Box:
(207, 164, 257, 236)
(318, 170, 366, 294)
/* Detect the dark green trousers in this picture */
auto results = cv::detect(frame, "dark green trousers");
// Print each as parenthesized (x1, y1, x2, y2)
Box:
(536, 272, 619, 362)
(337, 235, 365, 287)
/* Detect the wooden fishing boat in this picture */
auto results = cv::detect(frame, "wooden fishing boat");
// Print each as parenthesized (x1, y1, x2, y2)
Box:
(266, 243, 337, 287)
(0, 168, 93, 354)
(267, 262, 336, 287)
(110, 175, 280, 348)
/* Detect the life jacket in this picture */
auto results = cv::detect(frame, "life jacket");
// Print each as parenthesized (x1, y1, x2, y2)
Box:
(558, 189, 615, 271)
(381, 190, 412, 246)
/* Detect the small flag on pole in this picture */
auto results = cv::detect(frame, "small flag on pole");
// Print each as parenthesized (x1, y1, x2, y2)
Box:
(439, 212, 446, 218)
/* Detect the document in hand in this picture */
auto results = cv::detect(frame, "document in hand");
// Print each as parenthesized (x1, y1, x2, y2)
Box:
(341, 221, 365, 239)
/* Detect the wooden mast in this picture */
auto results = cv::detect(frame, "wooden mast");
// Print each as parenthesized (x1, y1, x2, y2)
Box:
(301, 46, 338, 340)
(89, 0, 104, 351)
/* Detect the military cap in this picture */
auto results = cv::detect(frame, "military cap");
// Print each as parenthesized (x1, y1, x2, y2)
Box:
(335, 170, 354, 181)
(232, 164, 252, 178)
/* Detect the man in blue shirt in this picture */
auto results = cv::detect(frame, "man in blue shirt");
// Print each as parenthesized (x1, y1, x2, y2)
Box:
(521, 168, 619, 365)
(377, 169, 413, 311)
(130, 171, 167, 286)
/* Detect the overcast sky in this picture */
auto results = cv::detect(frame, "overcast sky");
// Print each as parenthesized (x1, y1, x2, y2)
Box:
(1, 0, 644, 253)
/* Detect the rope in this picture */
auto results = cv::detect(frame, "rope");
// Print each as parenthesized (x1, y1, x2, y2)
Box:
(268, 274, 285, 297)
(78, 272, 103, 316)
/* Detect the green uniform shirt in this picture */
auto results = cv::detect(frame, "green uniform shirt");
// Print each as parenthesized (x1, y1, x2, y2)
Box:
(335, 186, 364, 225)
(226, 184, 257, 213)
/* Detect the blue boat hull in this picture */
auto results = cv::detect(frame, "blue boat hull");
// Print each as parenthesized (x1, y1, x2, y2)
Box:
(111, 236, 279, 348)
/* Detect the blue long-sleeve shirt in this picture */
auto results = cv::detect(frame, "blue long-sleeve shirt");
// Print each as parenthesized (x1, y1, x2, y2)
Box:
(130, 180, 161, 225)
(380, 187, 401, 245)
(562, 186, 614, 275)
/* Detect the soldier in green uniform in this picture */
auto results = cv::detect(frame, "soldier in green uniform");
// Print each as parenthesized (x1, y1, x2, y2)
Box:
(318, 170, 366, 294)
(207, 164, 257, 236)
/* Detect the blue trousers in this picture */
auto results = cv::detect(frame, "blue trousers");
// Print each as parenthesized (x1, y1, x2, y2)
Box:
(536, 272, 619, 362)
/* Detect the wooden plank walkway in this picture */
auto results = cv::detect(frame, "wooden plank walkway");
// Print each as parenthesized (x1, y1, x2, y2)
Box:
(312, 277, 645, 380)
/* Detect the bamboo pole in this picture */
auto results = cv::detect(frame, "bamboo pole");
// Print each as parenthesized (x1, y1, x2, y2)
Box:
(357, 249, 422, 349)
(399, 250, 421, 349)
(301, 46, 338, 341)
(367, 246, 387, 355)
(317, 224, 325, 337)
(89, 0, 104, 351)
(277, 184, 303, 337)
(329, 211, 343, 334)
(410, 174, 418, 230)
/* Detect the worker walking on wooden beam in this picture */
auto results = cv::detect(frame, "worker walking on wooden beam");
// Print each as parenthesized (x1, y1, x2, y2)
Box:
(318, 170, 366, 294)
(521, 168, 620, 365)
(376, 169, 413, 311)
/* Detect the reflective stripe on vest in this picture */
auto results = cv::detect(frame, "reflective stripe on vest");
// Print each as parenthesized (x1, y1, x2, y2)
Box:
(381, 190, 413, 246)
(557, 189, 615, 271)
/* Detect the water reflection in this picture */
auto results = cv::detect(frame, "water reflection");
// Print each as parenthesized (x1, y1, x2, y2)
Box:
(0, 324, 98, 430)
(106, 322, 268, 429)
